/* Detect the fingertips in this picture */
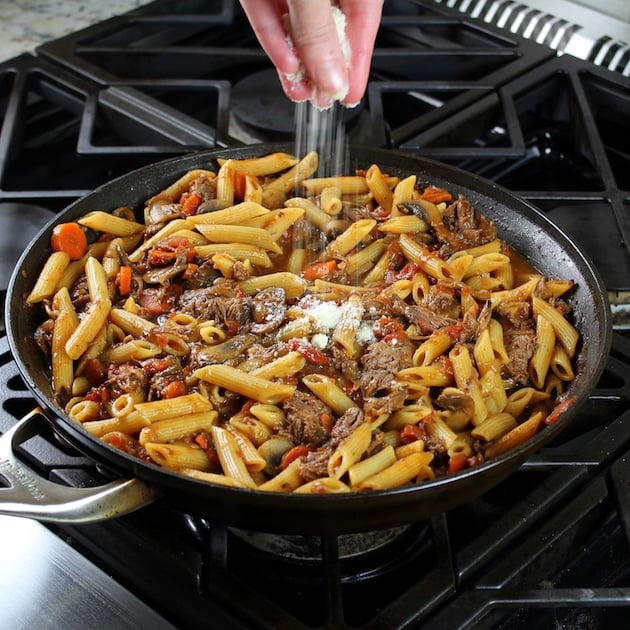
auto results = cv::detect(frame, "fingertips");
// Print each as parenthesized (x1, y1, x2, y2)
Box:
(278, 71, 313, 103)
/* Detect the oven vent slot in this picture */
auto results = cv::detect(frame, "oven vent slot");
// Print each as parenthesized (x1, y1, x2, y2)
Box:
(432, 0, 630, 75)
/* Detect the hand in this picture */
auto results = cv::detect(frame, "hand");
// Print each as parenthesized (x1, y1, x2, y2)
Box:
(239, 0, 384, 108)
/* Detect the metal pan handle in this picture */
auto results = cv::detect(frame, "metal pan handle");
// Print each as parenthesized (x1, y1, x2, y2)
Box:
(0, 408, 158, 523)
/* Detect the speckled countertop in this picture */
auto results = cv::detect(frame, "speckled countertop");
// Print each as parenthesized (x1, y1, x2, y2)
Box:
(0, 0, 151, 62)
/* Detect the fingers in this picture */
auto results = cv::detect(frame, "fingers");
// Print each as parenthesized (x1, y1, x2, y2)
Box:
(239, 0, 301, 76)
(286, 0, 350, 103)
(239, 0, 383, 108)
(340, 0, 384, 106)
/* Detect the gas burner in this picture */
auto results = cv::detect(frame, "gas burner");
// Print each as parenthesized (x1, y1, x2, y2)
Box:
(229, 69, 296, 143)
(230, 524, 417, 562)
(228, 522, 431, 582)
(229, 68, 363, 145)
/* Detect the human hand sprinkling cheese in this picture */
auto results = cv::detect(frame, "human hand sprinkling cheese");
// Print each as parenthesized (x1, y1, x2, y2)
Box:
(239, 0, 384, 109)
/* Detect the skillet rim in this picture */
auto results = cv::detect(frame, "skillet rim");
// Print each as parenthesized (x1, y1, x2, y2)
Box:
(4, 144, 613, 533)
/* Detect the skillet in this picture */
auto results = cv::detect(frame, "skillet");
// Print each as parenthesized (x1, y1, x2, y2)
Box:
(2, 145, 612, 535)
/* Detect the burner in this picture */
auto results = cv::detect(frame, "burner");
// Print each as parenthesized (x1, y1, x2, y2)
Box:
(0, 203, 52, 292)
(230, 69, 296, 142)
(230, 524, 416, 563)
(229, 68, 363, 144)
(228, 522, 432, 583)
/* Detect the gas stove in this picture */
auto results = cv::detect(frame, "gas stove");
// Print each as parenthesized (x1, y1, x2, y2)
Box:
(0, 1, 629, 628)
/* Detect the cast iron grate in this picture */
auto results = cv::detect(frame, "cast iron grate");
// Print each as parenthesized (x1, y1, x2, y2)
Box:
(36, 0, 553, 149)
(0, 53, 222, 208)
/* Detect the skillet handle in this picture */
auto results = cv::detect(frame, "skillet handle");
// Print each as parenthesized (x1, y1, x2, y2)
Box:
(0, 408, 159, 523)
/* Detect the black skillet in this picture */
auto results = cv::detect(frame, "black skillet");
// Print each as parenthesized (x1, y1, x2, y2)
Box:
(2, 145, 612, 535)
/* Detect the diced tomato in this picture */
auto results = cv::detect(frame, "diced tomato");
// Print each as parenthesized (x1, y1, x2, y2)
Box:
(287, 339, 329, 366)
(182, 263, 198, 279)
(373, 317, 408, 343)
(147, 236, 196, 266)
(320, 412, 334, 434)
(400, 423, 426, 443)
(385, 261, 421, 285)
(142, 358, 174, 376)
(195, 432, 210, 451)
(441, 323, 466, 340)
(146, 248, 177, 266)
(448, 453, 468, 475)
(105, 432, 136, 453)
(194, 431, 220, 465)
(226, 320, 240, 336)
(374, 206, 391, 220)
(280, 444, 309, 469)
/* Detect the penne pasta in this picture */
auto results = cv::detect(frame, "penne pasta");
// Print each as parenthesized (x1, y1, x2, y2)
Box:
(28, 150, 581, 493)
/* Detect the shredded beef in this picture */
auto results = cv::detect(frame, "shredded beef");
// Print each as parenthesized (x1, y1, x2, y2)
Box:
(404, 304, 458, 335)
(299, 407, 365, 481)
(504, 328, 536, 385)
(188, 174, 217, 201)
(178, 287, 252, 329)
(363, 386, 408, 418)
(330, 343, 361, 385)
(496, 301, 531, 328)
(282, 391, 331, 448)
(342, 202, 373, 222)
(300, 449, 330, 481)
(358, 340, 413, 397)
(437, 195, 497, 255)
(34, 320, 54, 355)
(147, 358, 184, 399)
(106, 363, 147, 397)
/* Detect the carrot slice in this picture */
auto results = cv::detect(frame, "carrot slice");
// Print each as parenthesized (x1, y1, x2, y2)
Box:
(280, 444, 309, 470)
(180, 191, 203, 216)
(302, 260, 337, 280)
(420, 185, 453, 204)
(50, 222, 88, 260)
(163, 380, 186, 399)
(234, 172, 259, 201)
(117, 265, 133, 295)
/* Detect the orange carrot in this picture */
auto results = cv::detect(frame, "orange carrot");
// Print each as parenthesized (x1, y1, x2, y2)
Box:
(163, 380, 186, 399)
(280, 445, 309, 469)
(50, 222, 88, 260)
(233, 172, 259, 201)
(117, 265, 133, 295)
(302, 260, 337, 280)
(420, 185, 453, 204)
(180, 191, 203, 216)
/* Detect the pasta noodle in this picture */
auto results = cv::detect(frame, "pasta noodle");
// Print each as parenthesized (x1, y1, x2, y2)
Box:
(28, 151, 582, 494)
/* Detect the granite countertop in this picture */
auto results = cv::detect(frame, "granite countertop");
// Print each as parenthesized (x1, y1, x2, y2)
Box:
(0, 0, 151, 63)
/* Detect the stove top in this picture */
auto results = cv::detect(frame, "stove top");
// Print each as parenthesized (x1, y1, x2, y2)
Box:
(0, 1, 629, 628)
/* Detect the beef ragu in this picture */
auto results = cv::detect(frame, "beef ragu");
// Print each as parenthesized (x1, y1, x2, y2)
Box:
(28, 151, 580, 493)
